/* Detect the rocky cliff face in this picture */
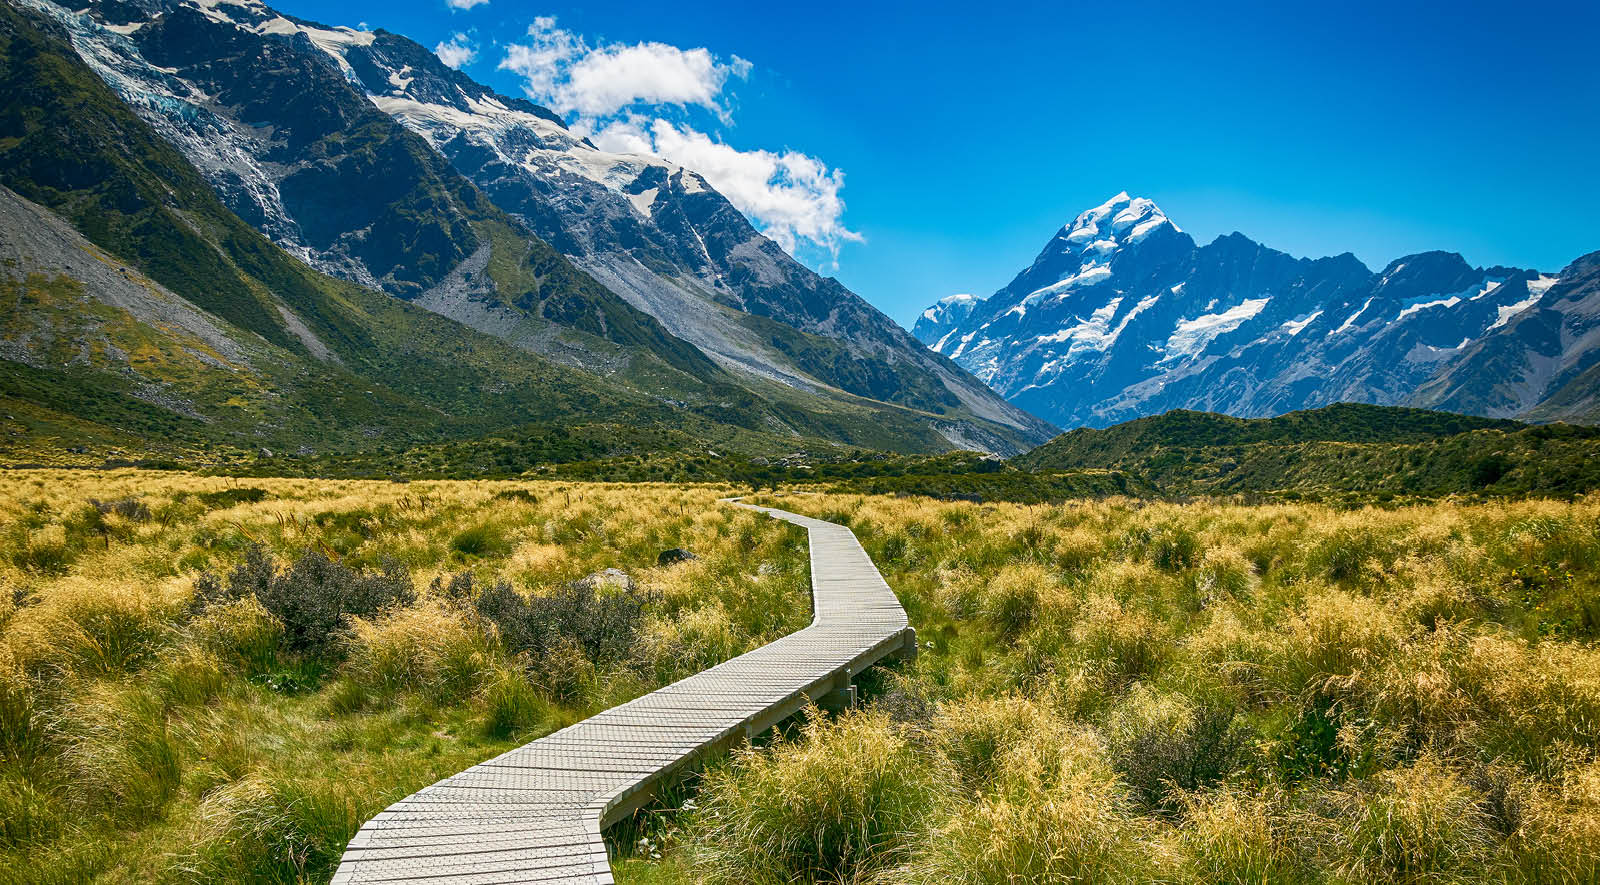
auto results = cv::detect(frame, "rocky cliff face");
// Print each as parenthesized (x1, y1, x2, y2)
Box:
(918, 192, 1587, 427)
(298, 22, 1047, 441)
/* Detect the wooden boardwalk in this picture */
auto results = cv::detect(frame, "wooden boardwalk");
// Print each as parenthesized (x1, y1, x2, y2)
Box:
(331, 501, 913, 885)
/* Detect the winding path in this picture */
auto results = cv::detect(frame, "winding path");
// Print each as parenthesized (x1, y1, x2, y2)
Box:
(331, 501, 913, 885)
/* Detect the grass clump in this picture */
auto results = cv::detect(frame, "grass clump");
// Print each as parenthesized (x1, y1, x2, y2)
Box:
(1174, 788, 1311, 884)
(688, 709, 938, 884)
(343, 598, 496, 704)
(179, 773, 367, 884)
(1335, 755, 1500, 882)
(1104, 686, 1242, 811)
(899, 728, 1151, 885)
(50, 684, 181, 825)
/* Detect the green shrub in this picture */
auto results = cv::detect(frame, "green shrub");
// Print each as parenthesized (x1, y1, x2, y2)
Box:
(475, 577, 650, 667)
(89, 497, 150, 523)
(450, 522, 510, 558)
(194, 546, 414, 660)
(194, 488, 267, 509)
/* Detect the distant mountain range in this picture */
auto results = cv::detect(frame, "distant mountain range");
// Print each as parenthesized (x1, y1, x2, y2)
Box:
(0, 0, 1051, 465)
(916, 192, 1600, 428)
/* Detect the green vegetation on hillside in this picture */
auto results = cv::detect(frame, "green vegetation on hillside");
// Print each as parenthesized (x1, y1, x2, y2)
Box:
(1017, 404, 1600, 503)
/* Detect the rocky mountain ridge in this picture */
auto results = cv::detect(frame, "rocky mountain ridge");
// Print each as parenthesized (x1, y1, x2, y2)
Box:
(6, 0, 1053, 454)
(917, 192, 1595, 427)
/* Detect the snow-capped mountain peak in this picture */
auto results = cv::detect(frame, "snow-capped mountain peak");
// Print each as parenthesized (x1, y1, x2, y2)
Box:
(911, 292, 985, 347)
(913, 192, 1590, 429)
(1061, 192, 1178, 248)
(923, 293, 982, 321)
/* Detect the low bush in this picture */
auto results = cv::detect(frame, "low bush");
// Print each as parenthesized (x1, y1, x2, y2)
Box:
(474, 577, 649, 667)
(193, 487, 267, 509)
(194, 546, 415, 660)
(88, 497, 150, 523)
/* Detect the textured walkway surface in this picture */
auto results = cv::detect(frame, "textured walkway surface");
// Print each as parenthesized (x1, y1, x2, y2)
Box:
(331, 501, 913, 884)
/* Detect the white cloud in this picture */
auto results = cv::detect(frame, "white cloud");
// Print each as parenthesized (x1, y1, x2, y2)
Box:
(434, 33, 476, 69)
(592, 118, 863, 262)
(445, 0, 489, 10)
(499, 17, 858, 264)
(500, 17, 746, 119)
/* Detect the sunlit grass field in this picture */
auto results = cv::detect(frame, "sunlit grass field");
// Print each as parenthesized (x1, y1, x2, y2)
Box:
(7, 471, 1600, 884)
(0, 471, 812, 883)
(623, 491, 1600, 884)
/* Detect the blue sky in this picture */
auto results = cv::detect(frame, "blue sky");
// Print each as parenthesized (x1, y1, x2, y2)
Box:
(276, 0, 1600, 328)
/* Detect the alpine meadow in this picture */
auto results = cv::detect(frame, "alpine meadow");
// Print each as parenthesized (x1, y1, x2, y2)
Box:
(3, 0, 1599, 883)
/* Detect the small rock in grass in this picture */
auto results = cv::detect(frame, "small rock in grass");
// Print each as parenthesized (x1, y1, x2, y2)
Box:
(577, 568, 635, 592)
(657, 548, 698, 566)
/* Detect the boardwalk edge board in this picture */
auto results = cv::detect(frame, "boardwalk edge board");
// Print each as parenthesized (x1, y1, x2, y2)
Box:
(330, 500, 913, 885)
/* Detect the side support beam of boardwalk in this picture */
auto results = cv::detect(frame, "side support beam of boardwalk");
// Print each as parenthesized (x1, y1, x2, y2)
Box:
(331, 501, 913, 885)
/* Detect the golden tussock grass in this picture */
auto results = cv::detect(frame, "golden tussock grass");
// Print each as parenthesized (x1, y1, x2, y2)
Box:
(649, 489, 1600, 884)
(0, 471, 812, 881)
